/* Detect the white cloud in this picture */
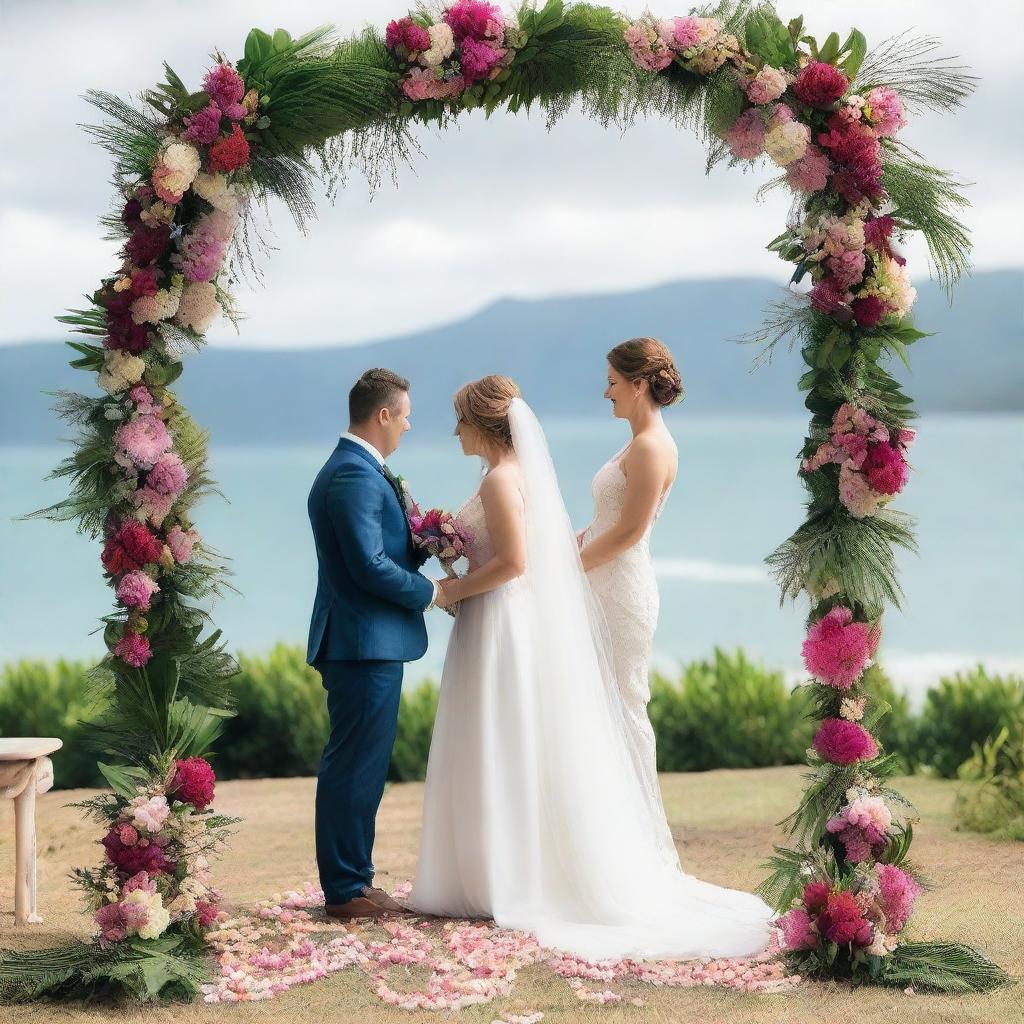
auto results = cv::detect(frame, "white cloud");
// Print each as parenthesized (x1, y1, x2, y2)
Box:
(1, 0, 1021, 347)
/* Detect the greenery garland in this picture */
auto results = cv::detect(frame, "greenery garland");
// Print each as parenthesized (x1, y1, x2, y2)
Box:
(1, 0, 1008, 1003)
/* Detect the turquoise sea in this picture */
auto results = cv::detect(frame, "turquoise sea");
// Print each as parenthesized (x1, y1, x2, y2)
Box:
(2, 414, 1022, 705)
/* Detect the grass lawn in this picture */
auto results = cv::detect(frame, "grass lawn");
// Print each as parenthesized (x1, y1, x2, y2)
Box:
(2, 766, 1020, 1023)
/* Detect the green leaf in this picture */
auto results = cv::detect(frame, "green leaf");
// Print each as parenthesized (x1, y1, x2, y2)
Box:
(745, 6, 791, 67)
(243, 29, 273, 70)
(272, 29, 292, 52)
(819, 32, 841, 65)
(97, 762, 151, 800)
(530, 0, 565, 37)
(841, 29, 868, 81)
(798, 369, 818, 391)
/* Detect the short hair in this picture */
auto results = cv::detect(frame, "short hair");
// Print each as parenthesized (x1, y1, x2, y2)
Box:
(348, 368, 410, 424)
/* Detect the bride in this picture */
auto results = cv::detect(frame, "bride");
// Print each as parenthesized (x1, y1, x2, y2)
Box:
(409, 375, 773, 960)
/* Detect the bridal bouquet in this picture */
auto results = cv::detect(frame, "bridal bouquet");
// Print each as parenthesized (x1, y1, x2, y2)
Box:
(408, 507, 470, 578)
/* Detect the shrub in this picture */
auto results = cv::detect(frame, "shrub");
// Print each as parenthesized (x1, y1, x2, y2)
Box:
(955, 715, 1024, 841)
(915, 667, 1024, 778)
(389, 682, 440, 782)
(649, 648, 813, 772)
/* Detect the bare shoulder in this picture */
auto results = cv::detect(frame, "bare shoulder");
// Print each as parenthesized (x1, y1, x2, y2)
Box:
(623, 431, 676, 473)
(480, 463, 525, 506)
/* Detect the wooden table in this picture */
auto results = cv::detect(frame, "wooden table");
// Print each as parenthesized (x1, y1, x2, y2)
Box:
(0, 738, 62, 925)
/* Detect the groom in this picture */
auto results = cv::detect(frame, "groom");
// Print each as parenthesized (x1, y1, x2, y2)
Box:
(306, 368, 439, 919)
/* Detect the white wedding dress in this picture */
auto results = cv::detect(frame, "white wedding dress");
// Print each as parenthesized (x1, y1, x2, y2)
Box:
(410, 400, 773, 961)
(580, 443, 679, 871)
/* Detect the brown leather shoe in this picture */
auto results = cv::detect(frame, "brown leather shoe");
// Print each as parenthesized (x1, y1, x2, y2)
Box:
(362, 885, 413, 914)
(324, 896, 391, 920)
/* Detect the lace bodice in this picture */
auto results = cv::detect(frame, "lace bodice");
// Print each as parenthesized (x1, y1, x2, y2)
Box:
(585, 444, 671, 553)
(454, 491, 493, 570)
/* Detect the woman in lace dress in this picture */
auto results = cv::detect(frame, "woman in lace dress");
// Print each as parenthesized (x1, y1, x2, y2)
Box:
(578, 338, 683, 864)
(410, 375, 773, 961)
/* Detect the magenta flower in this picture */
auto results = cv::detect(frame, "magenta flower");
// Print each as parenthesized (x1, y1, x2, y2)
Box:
(114, 630, 152, 668)
(809, 278, 848, 315)
(204, 64, 245, 110)
(802, 881, 831, 913)
(801, 606, 874, 689)
(792, 61, 849, 107)
(116, 570, 160, 611)
(385, 16, 432, 54)
(102, 824, 173, 874)
(813, 719, 879, 765)
(95, 900, 148, 944)
(122, 870, 157, 895)
(445, 0, 504, 44)
(195, 900, 220, 929)
(182, 103, 224, 145)
(460, 37, 504, 83)
(876, 863, 921, 932)
(863, 442, 908, 495)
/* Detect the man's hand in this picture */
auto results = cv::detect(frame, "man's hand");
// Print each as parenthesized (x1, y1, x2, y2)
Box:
(436, 578, 459, 609)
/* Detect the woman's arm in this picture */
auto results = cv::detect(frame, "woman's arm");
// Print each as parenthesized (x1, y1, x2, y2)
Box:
(440, 468, 526, 603)
(579, 437, 670, 573)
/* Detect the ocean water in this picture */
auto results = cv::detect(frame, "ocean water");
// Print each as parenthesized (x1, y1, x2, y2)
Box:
(2, 414, 1022, 705)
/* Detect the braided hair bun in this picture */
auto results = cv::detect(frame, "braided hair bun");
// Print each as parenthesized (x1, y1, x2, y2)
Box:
(607, 338, 684, 407)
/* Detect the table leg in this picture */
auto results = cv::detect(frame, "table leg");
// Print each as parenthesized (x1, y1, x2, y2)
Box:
(14, 759, 42, 925)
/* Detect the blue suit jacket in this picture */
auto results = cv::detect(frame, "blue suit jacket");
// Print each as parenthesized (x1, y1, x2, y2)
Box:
(306, 438, 434, 664)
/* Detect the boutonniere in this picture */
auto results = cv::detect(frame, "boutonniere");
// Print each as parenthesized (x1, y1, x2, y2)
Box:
(393, 473, 421, 517)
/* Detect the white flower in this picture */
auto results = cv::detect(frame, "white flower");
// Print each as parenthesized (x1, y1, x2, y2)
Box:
(125, 888, 171, 940)
(98, 350, 146, 394)
(152, 139, 201, 198)
(192, 172, 242, 217)
(129, 794, 171, 833)
(420, 23, 454, 67)
(174, 281, 222, 334)
(764, 119, 809, 166)
(131, 284, 182, 325)
(866, 929, 898, 957)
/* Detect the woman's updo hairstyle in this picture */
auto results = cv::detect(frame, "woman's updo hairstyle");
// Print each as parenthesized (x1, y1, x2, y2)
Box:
(453, 375, 521, 450)
(607, 337, 684, 407)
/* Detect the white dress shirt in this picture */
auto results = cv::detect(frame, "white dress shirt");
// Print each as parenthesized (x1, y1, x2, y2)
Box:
(340, 431, 439, 611)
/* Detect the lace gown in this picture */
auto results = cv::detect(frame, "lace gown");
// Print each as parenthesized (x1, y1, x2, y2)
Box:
(581, 443, 678, 867)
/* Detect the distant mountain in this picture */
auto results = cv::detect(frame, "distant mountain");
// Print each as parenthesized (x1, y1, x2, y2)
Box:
(1, 270, 1020, 444)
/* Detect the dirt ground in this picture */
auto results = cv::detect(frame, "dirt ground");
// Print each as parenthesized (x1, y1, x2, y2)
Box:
(2, 766, 1020, 1024)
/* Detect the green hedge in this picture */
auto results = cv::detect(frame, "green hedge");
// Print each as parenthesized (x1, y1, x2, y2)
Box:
(2, 646, 1020, 789)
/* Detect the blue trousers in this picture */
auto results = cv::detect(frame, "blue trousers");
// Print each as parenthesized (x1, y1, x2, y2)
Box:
(314, 659, 404, 905)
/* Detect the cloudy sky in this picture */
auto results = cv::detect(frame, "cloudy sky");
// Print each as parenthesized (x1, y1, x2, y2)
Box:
(1, 0, 1020, 347)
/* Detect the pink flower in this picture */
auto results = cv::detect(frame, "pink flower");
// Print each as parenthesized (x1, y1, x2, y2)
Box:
(813, 719, 879, 765)
(817, 890, 873, 945)
(792, 61, 848, 108)
(802, 606, 875, 689)
(827, 794, 892, 862)
(129, 385, 159, 415)
(114, 630, 152, 668)
(809, 278, 849, 315)
(460, 37, 504, 83)
(172, 756, 217, 811)
(865, 87, 907, 137)
(167, 524, 200, 564)
(204, 64, 245, 111)
(876, 864, 921, 932)
(839, 463, 884, 518)
(827, 249, 867, 291)
(863, 442, 908, 495)
(179, 209, 236, 283)
(182, 103, 224, 145)
(786, 144, 831, 193)
(671, 16, 701, 50)
(122, 870, 157, 895)
(114, 414, 171, 470)
(625, 27, 673, 73)
(129, 794, 170, 833)
(196, 900, 220, 928)
(778, 908, 817, 950)
(400, 67, 466, 102)
(724, 108, 765, 160)
(117, 823, 139, 847)
(385, 16, 432, 54)
(132, 486, 176, 528)
(851, 295, 886, 327)
(116, 569, 160, 611)
(747, 66, 788, 105)
(147, 451, 189, 496)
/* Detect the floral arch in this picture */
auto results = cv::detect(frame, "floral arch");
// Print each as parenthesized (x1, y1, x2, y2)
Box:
(3, 0, 1007, 1004)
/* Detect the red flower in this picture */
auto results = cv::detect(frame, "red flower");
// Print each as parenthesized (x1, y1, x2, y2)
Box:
(102, 520, 164, 575)
(851, 295, 886, 327)
(124, 223, 171, 267)
(802, 880, 831, 914)
(130, 267, 160, 299)
(195, 900, 220, 929)
(171, 756, 216, 811)
(817, 890, 873, 946)
(817, 113, 883, 201)
(121, 196, 144, 228)
(207, 122, 250, 174)
(792, 61, 849, 108)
